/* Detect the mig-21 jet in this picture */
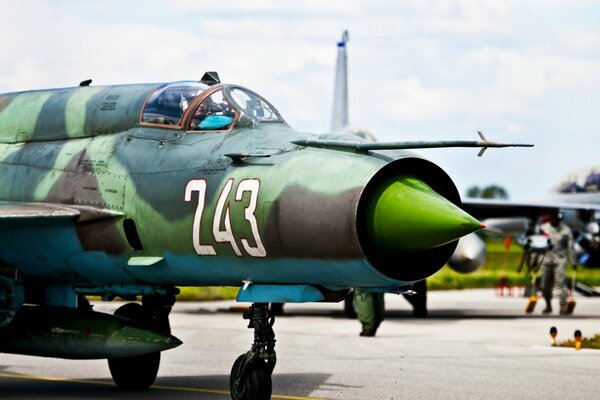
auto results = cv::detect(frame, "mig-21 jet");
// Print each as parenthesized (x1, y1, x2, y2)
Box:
(0, 72, 529, 399)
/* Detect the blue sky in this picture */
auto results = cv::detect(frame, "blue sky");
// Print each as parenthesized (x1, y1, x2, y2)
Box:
(1, 0, 599, 200)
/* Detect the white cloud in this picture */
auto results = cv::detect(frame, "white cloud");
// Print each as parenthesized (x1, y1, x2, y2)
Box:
(0, 0, 599, 198)
(167, 0, 361, 15)
(376, 77, 466, 121)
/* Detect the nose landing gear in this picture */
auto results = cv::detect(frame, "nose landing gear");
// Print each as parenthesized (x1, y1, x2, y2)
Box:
(230, 303, 276, 400)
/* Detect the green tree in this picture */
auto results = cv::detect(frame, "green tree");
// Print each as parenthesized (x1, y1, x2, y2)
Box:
(465, 184, 509, 199)
(466, 186, 482, 198)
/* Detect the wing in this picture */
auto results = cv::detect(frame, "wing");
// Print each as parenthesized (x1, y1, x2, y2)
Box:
(462, 198, 600, 220)
(0, 201, 123, 227)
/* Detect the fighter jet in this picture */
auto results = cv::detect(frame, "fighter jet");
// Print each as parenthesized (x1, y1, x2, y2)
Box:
(461, 166, 600, 271)
(0, 72, 530, 399)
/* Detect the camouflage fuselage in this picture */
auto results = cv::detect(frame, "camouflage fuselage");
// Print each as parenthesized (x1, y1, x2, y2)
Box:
(0, 83, 460, 295)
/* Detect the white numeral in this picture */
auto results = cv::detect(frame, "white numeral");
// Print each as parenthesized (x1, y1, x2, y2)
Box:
(235, 179, 266, 258)
(186, 178, 266, 258)
(213, 178, 242, 256)
(184, 179, 217, 256)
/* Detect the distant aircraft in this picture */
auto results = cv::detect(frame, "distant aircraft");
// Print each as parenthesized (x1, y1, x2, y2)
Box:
(0, 70, 529, 398)
(329, 30, 376, 141)
(462, 167, 600, 270)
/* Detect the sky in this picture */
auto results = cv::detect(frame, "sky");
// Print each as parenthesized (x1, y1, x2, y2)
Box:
(1, 0, 599, 200)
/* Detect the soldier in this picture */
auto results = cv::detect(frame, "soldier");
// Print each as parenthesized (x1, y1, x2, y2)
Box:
(540, 212, 577, 314)
(402, 280, 428, 317)
(354, 288, 385, 337)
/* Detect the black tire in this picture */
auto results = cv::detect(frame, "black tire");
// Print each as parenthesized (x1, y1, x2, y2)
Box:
(343, 291, 357, 319)
(270, 303, 284, 316)
(230, 354, 272, 400)
(108, 352, 161, 390)
(108, 303, 161, 390)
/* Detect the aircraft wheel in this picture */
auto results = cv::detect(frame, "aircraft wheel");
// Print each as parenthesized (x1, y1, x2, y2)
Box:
(343, 291, 357, 319)
(230, 354, 272, 400)
(270, 302, 284, 316)
(108, 303, 161, 390)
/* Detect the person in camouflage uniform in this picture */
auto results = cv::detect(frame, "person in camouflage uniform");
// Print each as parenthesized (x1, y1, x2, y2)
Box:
(402, 279, 428, 317)
(354, 288, 385, 336)
(540, 212, 577, 314)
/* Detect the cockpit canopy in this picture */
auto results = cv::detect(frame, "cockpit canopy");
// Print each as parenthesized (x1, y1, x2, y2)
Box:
(141, 81, 283, 131)
(142, 82, 208, 126)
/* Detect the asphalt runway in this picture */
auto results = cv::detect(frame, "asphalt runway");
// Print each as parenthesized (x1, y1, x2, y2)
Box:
(2, 289, 600, 399)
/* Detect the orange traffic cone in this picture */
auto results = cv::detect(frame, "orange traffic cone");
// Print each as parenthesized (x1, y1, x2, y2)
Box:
(574, 330, 582, 350)
(549, 326, 557, 346)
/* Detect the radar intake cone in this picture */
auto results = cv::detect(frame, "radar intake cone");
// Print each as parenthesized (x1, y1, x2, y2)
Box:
(366, 176, 483, 253)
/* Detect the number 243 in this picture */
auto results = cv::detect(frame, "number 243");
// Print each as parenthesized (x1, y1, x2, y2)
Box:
(184, 178, 266, 258)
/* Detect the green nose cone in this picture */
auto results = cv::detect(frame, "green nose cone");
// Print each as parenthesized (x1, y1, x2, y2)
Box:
(366, 175, 483, 252)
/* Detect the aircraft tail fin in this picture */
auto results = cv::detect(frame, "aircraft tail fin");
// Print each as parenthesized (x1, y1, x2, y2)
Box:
(330, 30, 349, 132)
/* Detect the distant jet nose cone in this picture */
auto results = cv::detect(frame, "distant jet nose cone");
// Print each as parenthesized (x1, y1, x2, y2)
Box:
(366, 176, 483, 253)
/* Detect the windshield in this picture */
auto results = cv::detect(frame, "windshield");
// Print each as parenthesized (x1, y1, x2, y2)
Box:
(190, 89, 236, 131)
(227, 87, 282, 122)
(142, 82, 209, 126)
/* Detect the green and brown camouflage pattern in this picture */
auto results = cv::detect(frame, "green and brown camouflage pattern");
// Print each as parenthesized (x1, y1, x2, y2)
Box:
(0, 81, 481, 301)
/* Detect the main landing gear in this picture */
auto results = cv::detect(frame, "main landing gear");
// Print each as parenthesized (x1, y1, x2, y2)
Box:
(230, 303, 277, 400)
(108, 294, 175, 390)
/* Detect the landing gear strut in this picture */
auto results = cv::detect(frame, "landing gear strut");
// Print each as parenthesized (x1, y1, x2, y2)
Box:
(230, 303, 276, 400)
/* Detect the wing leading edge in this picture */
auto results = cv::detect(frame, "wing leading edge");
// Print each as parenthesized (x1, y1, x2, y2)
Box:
(0, 202, 123, 227)
(462, 198, 600, 220)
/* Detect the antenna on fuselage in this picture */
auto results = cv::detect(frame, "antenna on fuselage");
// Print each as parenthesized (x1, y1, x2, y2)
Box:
(79, 79, 92, 87)
(201, 71, 220, 86)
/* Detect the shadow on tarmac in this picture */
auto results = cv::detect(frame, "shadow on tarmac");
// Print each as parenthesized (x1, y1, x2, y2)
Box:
(384, 310, 600, 320)
(196, 307, 600, 320)
(0, 372, 331, 400)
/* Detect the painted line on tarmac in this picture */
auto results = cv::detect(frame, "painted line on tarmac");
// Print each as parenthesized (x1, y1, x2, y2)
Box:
(0, 372, 329, 400)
